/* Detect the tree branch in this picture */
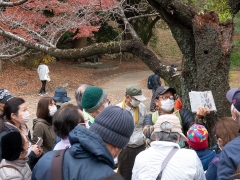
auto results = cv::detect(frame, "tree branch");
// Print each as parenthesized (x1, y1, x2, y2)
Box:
(0, 0, 27, 6)
(147, 0, 196, 28)
(0, 47, 28, 59)
(0, 28, 180, 88)
(128, 13, 160, 21)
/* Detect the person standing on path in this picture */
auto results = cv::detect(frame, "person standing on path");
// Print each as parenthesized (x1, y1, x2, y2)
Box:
(150, 74, 161, 112)
(117, 84, 147, 180)
(37, 60, 49, 96)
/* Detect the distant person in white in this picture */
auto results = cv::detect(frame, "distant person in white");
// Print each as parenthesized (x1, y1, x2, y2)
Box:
(132, 114, 205, 180)
(37, 60, 49, 96)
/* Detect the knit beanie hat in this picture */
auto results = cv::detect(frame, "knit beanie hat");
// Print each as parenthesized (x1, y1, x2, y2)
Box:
(1, 132, 23, 161)
(187, 124, 208, 150)
(89, 106, 134, 148)
(82, 86, 107, 113)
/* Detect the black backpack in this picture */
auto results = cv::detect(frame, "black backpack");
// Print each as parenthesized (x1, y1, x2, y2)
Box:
(147, 74, 154, 89)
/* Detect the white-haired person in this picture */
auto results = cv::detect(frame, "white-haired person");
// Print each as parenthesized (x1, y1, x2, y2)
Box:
(132, 114, 205, 180)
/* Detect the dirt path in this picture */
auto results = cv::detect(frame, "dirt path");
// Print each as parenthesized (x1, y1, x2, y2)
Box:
(24, 70, 153, 131)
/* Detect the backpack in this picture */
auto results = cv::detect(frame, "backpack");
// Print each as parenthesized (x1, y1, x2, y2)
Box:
(50, 148, 124, 180)
(147, 74, 154, 89)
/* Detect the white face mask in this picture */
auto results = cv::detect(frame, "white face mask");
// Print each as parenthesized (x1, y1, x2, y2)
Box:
(130, 99, 140, 107)
(20, 111, 30, 124)
(49, 105, 57, 116)
(160, 99, 174, 112)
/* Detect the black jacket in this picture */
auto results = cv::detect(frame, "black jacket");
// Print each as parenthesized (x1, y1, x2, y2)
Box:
(152, 74, 161, 90)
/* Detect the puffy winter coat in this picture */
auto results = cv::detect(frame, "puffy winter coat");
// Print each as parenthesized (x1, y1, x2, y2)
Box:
(0, 158, 31, 180)
(31, 125, 117, 180)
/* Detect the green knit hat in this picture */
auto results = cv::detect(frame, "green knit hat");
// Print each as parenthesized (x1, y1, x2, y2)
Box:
(82, 86, 107, 113)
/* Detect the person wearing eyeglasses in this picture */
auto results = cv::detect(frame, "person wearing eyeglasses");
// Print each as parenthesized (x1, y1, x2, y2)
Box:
(143, 86, 210, 144)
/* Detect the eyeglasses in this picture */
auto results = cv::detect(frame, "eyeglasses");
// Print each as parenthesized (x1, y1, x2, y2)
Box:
(158, 95, 174, 100)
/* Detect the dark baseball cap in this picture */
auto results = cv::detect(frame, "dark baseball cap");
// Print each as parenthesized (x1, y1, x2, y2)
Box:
(230, 88, 240, 112)
(0, 89, 14, 103)
(153, 86, 176, 100)
(226, 88, 239, 103)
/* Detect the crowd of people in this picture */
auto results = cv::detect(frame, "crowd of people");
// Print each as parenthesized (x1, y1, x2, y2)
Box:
(0, 80, 239, 180)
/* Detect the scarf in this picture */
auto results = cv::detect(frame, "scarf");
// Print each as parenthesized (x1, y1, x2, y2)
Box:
(121, 98, 139, 124)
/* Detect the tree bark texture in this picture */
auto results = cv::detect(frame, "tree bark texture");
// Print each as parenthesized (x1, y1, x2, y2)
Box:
(148, 0, 235, 146)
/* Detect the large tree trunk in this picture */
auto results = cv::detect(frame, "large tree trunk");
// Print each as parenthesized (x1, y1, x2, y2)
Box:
(192, 13, 233, 145)
(148, 0, 234, 146)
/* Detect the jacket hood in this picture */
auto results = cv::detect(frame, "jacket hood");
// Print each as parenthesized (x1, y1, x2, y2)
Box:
(68, 125, 115, 168)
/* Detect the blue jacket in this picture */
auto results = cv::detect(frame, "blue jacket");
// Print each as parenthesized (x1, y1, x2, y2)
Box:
(195, 149, 216, 171)
(205, 153, 220, 180)
(31, 125, 116, 180)
(217, 136, 240, 180)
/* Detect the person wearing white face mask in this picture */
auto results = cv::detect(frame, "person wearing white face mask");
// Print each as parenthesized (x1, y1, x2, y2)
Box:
(32, 97, 57, 153)
(0, 132, 32, 180)
(143, 86, 210, 146)
(117, 84, 147, 180)
(0, 97, 43, 170)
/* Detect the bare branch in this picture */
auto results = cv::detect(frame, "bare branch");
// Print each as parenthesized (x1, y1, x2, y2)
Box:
(147, 0, 197, 28)
(128, 13, 160, 21)
(0, 0, 27, 6)
(0, 46, 28, 59)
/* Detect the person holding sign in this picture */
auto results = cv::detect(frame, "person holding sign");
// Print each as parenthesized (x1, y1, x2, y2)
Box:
(143, 86, 210, 140)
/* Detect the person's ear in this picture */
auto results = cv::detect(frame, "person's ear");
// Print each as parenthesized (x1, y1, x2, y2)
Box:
(217, 138, 223, 149)
(11, 113, 17, 120)
(232, 110, 238, 120)
(154, 99, 161, 106)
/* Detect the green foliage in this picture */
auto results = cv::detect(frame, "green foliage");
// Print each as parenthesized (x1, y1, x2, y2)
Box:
(230, 40, 240, 68)
(234, 14, 240, 35)
(93, 22, 119, 43)
(230, 14, 240, 68)
(203, 0, 232, 22)
(41, 53, 55, 64)
(181, 0, 232, 22)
